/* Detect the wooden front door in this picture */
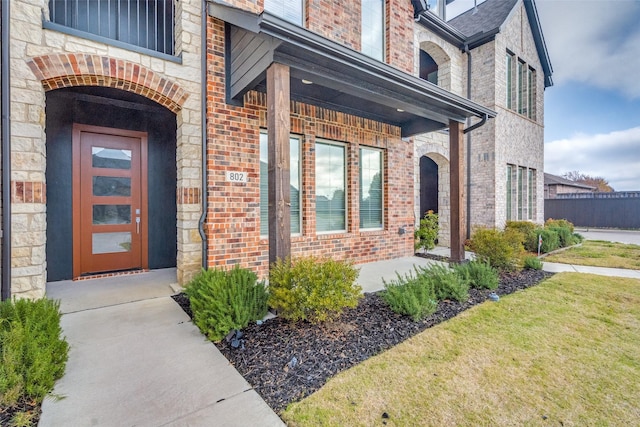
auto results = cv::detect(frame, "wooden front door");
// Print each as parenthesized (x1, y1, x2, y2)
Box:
(72, 124, 148, 277)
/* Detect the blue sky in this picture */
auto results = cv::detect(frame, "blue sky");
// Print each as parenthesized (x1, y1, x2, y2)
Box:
(448, 0, 640, 191)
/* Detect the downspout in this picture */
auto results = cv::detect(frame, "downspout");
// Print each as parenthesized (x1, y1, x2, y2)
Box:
(198, 0, 208, 268)
(1, 0, 11, 300)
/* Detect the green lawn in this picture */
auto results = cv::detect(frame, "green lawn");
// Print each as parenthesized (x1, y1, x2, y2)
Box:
(544, 240, 640, 270)
(283, 273, 640, 426)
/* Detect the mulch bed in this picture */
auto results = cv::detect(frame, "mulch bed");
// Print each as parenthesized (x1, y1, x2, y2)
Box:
(172, 268, 552, 414)
(0, 397, 41, 427)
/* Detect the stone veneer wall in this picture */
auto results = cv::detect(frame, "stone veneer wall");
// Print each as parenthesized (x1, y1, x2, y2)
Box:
(206, 16, 414, 277)
(10, 0, 203, 298)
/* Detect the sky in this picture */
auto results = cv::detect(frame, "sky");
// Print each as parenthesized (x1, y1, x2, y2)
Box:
(448, 0, 640, 191)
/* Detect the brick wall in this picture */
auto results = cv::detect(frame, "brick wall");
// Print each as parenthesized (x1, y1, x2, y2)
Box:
(306, 0, 361, 51)
(206, 17, 414, 277)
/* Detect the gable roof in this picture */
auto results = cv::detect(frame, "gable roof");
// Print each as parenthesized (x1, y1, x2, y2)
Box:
(419, 0, 553, 87)
(544, 173, 596, 190)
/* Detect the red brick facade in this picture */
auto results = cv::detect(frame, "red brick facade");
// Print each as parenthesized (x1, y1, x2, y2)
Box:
(205, 16, 415, 276)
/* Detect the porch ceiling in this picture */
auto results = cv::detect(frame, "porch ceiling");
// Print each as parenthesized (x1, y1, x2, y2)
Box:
(208, 1, 496, 137)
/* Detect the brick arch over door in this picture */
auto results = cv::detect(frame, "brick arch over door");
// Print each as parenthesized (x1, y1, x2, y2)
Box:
(26, 54, 188, 113)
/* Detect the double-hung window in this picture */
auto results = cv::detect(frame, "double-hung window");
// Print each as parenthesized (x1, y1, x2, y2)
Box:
(259, 133, 301, 236)
(264, 0, 304, 25)
(359, 148, 383, 229)
(315, 141, 346, 233)
(361, 0, 385, 61)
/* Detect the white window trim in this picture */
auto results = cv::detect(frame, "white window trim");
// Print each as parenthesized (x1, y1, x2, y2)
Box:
(259, 131, 303, 239)
(315, 138, 348, 235)
(359, 146, 384, 231)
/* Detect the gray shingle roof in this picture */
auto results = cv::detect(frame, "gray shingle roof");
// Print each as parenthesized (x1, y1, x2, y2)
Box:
(447, 0, 518, 37)
(544, 173, 596, 190)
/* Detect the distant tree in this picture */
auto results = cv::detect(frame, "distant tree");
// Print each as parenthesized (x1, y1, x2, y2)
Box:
(562, 171, 614, 192)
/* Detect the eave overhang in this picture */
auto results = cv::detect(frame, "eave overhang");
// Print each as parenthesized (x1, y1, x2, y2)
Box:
(208, 1, 496, 137)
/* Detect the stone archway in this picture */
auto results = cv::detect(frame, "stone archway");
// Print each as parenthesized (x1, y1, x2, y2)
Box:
(418, 41, 452, 90)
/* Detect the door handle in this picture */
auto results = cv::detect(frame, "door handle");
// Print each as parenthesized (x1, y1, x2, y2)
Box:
(136, 217, 140, 234)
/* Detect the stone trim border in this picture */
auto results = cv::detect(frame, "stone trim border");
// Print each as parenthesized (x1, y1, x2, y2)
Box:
(26, 54, 188, 113)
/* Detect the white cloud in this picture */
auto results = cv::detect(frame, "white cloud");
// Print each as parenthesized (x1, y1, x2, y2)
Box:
(545, 126, 640, 191)
(537, 0, 640, 98)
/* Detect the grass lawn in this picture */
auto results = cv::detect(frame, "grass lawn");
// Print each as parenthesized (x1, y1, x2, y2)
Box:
(282, 273, 640, 426)
(544, 240, 640, 270)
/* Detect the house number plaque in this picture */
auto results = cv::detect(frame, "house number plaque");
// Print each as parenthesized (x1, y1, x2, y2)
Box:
(225, 171, 248, 183)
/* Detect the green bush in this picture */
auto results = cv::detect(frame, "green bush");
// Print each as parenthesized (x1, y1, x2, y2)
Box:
(415, 210, 439, 252)
(538, 228, 560, 253)
(269, 256, 361, 323)
(545, 218, 575, 233)
(453, 261, 499, 290)
(468, 228, 523, 272)
(0, 298, 69, 411)
(417, 264, 469, 302)
(505, 220, 536, 237)
(548, 226, 573, 248)
(572, 232, 584, 245)
(523, 256, 543, 270)
(382, 270, 437, 321)
(185, 266, 269, 342)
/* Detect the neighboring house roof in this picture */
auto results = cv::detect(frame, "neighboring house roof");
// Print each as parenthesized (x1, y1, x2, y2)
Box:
(544, 173, 596, 190)
(417, 0, 553, 88)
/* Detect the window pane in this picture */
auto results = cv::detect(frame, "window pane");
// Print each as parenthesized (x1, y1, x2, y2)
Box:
(260, 134, 301, 236)
(361, 0, 384, 61)
(528, 169, 535, 220)
(264, 0, 303, 25)
(93, 176, 131, 197)
(518, 167, 525, 220)
(506, 165, 513, 220)
(92, 232, 131, 254)
(506, 53, 512, 109)
(316, 142, 346, 233)
(360, 148, 383, 229)
(93, 205, 131, 225)
(92, 147, 131, 169)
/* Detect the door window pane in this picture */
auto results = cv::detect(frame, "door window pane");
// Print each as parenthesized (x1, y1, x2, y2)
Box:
(93, 176, 131, 197)
(92, 232, 132, 254)
(92, 147, 131, 169)
(361, 0, 384, 61)
(93, 205, 131, 225)
(316, 142, 346, 233)
(360, 148, 383, 229)
(260, 134, 301, 236)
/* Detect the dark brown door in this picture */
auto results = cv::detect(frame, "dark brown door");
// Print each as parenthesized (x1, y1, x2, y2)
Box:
(72, 124, 148, 277)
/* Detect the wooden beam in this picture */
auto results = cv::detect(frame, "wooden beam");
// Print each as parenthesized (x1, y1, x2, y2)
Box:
(449, 119, 466, 262)
(267, 63, 291, 266)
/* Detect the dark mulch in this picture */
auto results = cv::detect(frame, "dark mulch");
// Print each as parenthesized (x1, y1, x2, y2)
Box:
(0, 397, 41, 427)
(172, 269, 552, 414)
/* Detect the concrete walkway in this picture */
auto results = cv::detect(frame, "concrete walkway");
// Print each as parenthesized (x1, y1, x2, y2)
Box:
(541, 261, 640, 279)
(40, 269, 284, 427)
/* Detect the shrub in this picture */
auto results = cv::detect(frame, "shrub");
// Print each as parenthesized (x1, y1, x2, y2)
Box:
(572, 232, 584, 245)
(538, 228, 560, 253)
(417, 264, 469, 302)
(414, 210, 439, 252)
(185, 266, 269, 342)
(468, 228, 523, 272)
(269, 256, 361, 323)
(545, 218, 575, 233)
(523, 256, 543, 270)
(382, 270, 437, 321)
(0, 298, 69, 411)
(505, 220, 536, 237)
(453, 261, 499, 290)
(548, 226, 573, 248)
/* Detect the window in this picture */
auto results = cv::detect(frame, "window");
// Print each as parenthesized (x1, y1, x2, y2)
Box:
(361, 0, 385, 61)
(48, 0, 174, 55)
(359, 148, 383, 229)
(260, 133, 301, 236)
(506, 52, 514, 109)
(506, 51, 536, 120)
(264, 0, 304, 25)
(420, 50, 439, 85)
(506, 165, 513, 221)
(528, 169, 535, 220)
(316, 142, 346, 233)
(506, 164, 536, 221)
